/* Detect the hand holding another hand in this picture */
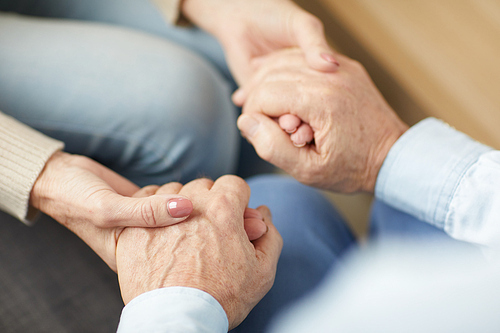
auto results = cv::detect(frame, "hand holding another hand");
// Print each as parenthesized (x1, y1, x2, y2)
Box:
(116, 176, 283, 329)
(30, 151, 194, 270)
(236, 49, 409, 193)
(182, 0, 338, 85)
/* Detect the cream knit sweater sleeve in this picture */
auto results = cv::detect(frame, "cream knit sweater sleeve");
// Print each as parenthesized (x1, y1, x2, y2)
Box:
(0, 112, 64, 224)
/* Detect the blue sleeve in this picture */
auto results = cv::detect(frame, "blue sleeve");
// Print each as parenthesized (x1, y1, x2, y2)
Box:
(375, 118, 500, 253)
(117, 287, 228, 333)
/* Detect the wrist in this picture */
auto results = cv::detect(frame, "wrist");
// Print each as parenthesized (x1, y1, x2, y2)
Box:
(181, 0, 224, 35)
(363, 120, 409, 193)
(30, 150, 69, 210)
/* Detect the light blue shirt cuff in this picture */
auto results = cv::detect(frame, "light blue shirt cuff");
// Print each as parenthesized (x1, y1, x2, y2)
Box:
(375, 118, 493, 230)
(117, 287, 229, 333)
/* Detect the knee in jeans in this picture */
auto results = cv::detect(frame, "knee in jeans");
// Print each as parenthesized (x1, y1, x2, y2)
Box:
(113, 52, 239, 184)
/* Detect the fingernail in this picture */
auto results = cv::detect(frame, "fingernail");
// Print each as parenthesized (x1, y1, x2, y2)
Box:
(238, 115, 259, 138)
(257, 220, 268, 236)
(247, 220, 268, 240)
(321, 53, 340, 66)
(167, 198, 193, 218)
(291, 133, 307, 148)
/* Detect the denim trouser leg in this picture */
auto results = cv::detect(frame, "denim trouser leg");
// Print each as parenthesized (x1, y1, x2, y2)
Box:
(0, 0, 232, 81)
(0, 2, 238, 186)
(232, 175, 356, 333)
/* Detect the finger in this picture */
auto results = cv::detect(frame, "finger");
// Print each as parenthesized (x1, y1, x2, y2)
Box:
(233, 49, 306, 107)
(294, 14, 339, 72)
(99, 192, 193, 228)
(232, 88, 246, 107)
(290, 123, 314, 147)
(252, 205, 283, 265)
(178, 178, 214, 197)
(132, 185, 160, 198)
(244, 207, 263, 220)
(226, 44, 254, 86)
(237, 113, 313, 169)
(84, 157, 140, 196)
(155, 182, 183, 195)
(211, 175, 251, 212)
(279, 114, 302, 133)
(244, 218, 268, 241)
(242, 81, 312, 123)
(244, 207, 267, 240)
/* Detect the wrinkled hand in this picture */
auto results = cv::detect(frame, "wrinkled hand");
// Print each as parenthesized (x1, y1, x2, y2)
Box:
(236, 49, 409, 193)
(116, 176, 283, 329)
(30, 151, 193, 270)
(182, 0, 338, 85)
(132, 182, 269, 241)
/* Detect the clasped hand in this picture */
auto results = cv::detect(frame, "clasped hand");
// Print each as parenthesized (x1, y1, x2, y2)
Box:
(236, 49, 409, 193)
(117, 176, 283, 329)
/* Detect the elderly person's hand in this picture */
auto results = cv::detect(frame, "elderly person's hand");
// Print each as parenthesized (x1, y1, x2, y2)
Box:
(236, 49, 409, 193)
(181, 0, 338, 85)
(116, 176, 283, 330)
(30, 151, 194, 270)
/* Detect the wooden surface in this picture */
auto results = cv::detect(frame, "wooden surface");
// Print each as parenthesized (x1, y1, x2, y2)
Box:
(308, 0, 500, 148)
(293, 0, 500, 237)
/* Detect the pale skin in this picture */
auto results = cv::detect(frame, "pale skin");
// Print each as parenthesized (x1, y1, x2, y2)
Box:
(30, 152, 267, 271)
(33, 164, 278, 327)
(116, 176, 283, 330)
(181, 0, 339, 85)
(236, 48, 409, 193)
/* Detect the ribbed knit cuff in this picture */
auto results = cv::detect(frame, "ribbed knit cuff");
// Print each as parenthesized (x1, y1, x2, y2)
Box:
(0, 112, 64, 224)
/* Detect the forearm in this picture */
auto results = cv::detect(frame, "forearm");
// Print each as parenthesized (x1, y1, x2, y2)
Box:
(0, 111, 63, 223)
(375, 118, 499, 253)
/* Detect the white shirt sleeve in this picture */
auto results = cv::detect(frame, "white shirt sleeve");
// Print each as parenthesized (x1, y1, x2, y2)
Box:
(375, 117, 500, 255)
(117, 287, 228, 333)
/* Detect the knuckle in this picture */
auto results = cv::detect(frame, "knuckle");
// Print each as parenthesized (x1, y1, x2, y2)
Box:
(299, 12, 323, 31)
(348, 58, 367, 74)
(184, 178, 214, 192)
(308, 14, 324, 31)
(94, 217, 109, 228)
(248, 86, 269, 111)
(93, 201, 112, 228)
(140, 202, 158, 227)
(194, 177, 215, 187)
(219, 175, 248, 190)
(156, 182, 182, 195)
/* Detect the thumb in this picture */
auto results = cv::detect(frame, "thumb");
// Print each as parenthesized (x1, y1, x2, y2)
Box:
(101, 193, 193, 228)
(253, 205, 283, 266)
(237, 113, 299, 169)
(294, 15, 339, 72)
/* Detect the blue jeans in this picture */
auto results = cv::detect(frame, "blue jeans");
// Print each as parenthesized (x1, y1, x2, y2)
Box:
(0, 0, 239, 186)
